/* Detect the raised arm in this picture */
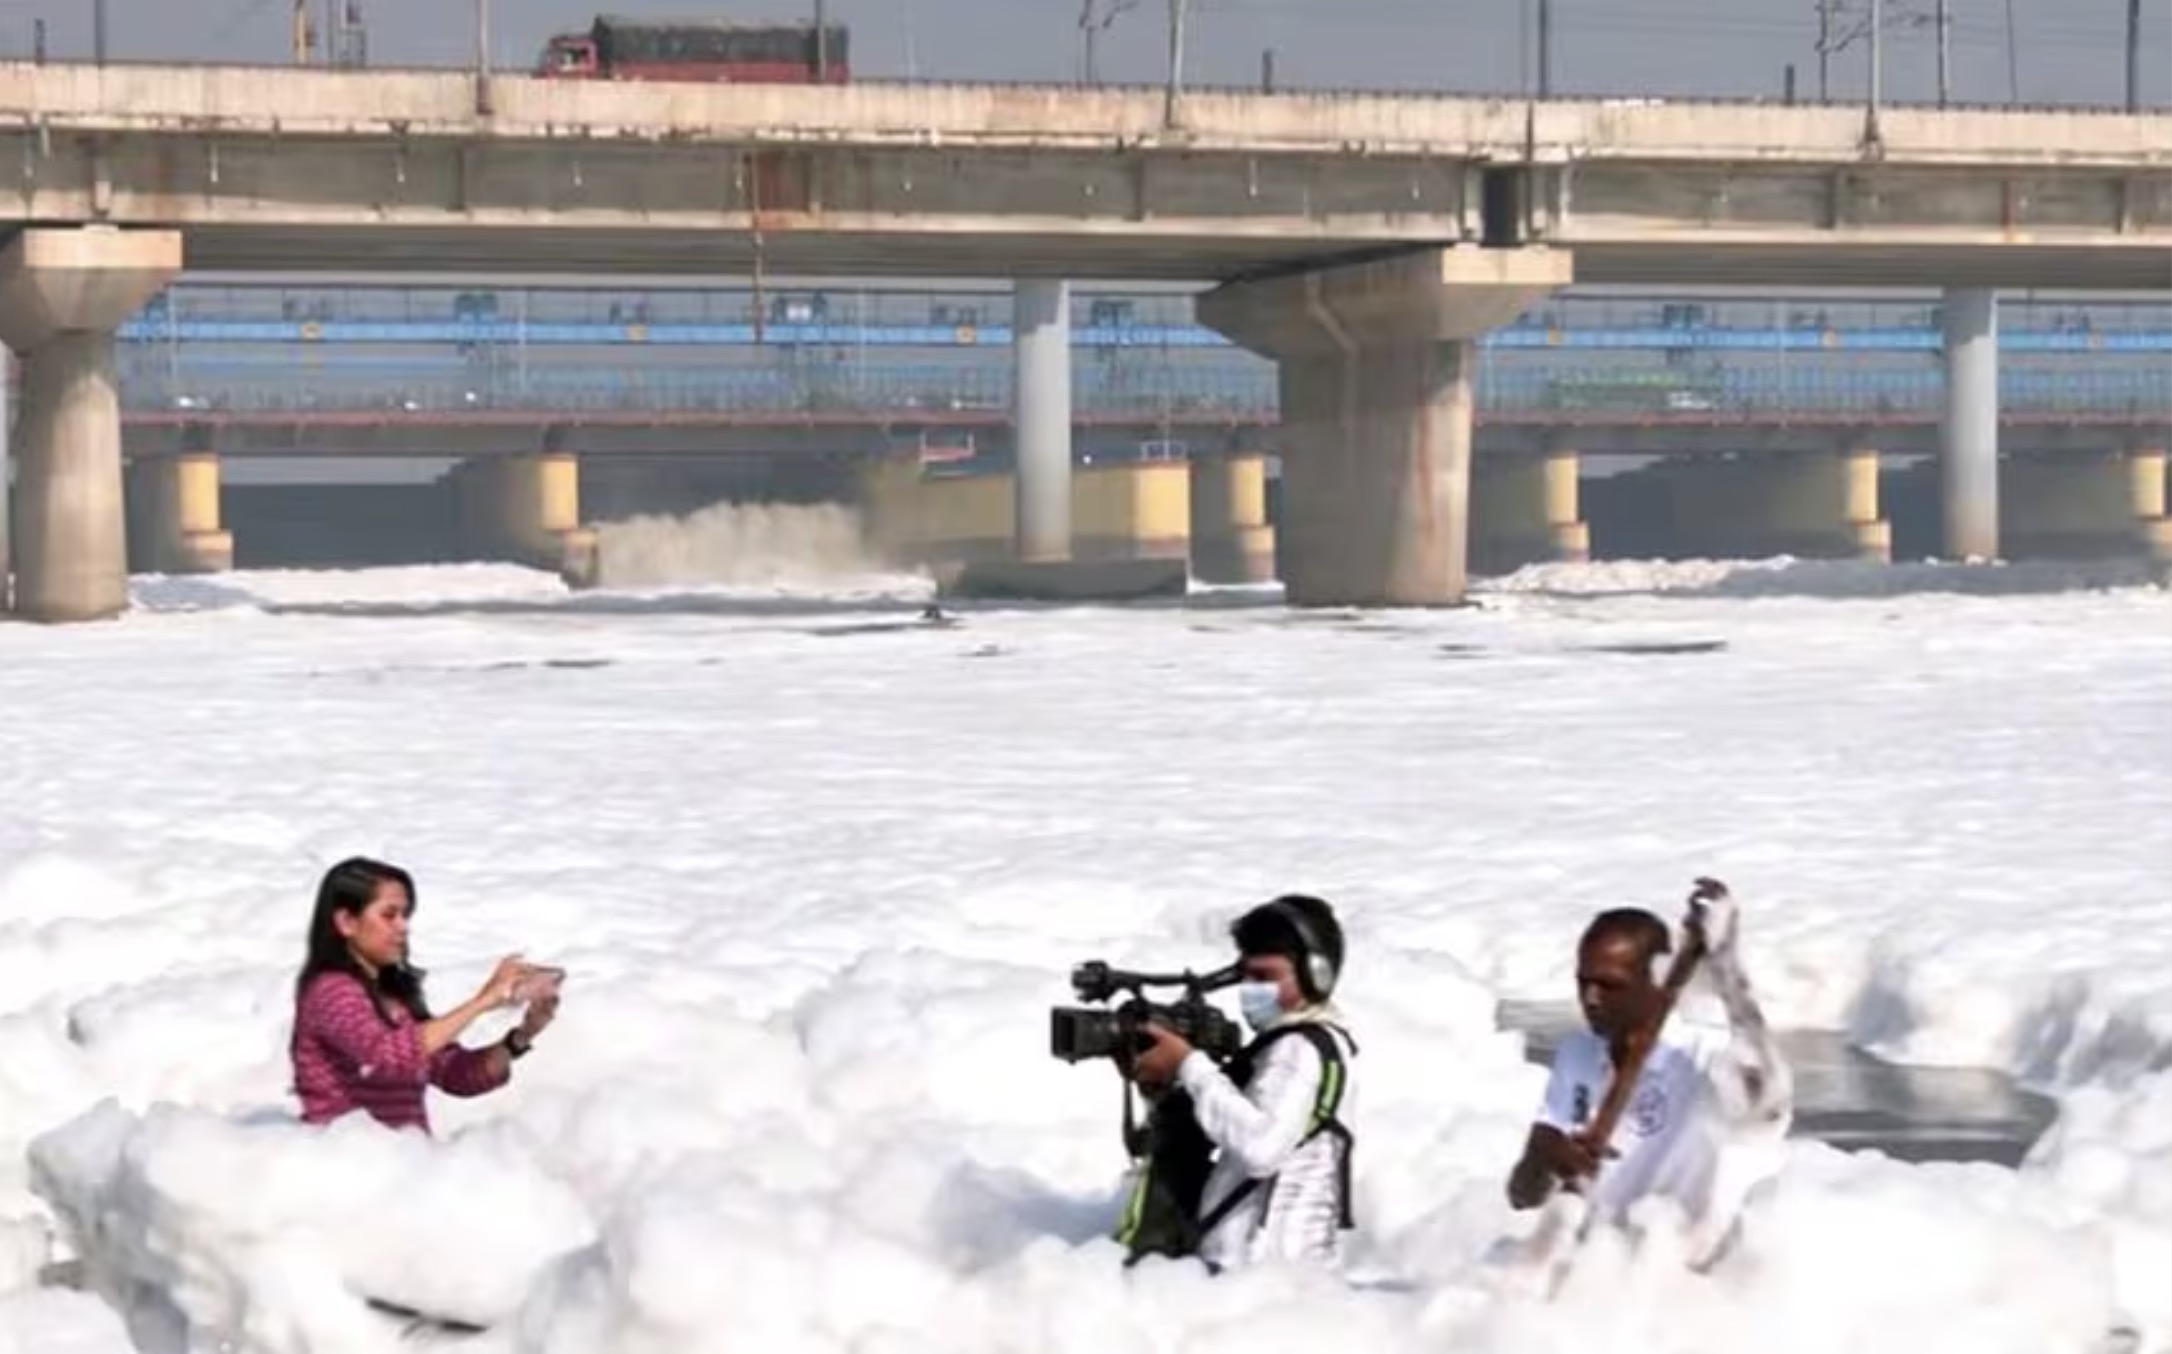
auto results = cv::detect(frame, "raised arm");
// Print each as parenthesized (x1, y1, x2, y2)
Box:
(1690, 884, 1793, 1128)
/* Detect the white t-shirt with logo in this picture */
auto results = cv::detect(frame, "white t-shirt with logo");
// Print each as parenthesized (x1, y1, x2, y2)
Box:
(1535, 1020, 1786, 1254)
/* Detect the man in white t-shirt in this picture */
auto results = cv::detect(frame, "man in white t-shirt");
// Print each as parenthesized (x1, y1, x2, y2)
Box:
(1505, 883, 1792, 1268)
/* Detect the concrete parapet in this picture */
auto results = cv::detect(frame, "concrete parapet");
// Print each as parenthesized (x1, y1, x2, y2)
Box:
(127, 451, 235, 575)
(0, 227, 184, 622)
(1196, 246, 1574, 607)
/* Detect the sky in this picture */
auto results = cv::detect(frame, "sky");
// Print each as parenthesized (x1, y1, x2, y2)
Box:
(0, 0, 2162, 108)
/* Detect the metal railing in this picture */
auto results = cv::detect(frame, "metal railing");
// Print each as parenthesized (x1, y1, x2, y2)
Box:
(118, 356, 2172, 419)
(122, 284, 2172, 352)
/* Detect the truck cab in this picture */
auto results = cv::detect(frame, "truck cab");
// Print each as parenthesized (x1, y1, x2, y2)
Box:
(539, 34, 601, 77)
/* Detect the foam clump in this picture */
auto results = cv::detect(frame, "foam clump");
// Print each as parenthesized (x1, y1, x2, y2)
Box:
(30, 1101, 594, 1349)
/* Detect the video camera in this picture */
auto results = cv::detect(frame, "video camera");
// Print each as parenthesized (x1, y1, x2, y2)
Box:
(1048, 959, 1245, 1067)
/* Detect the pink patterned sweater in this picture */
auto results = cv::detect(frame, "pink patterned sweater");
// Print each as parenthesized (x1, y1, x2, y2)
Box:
(291, 970, 508, 1134)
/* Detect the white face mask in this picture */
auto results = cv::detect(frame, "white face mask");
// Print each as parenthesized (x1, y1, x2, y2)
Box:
(1238, 981, 1286, 1032)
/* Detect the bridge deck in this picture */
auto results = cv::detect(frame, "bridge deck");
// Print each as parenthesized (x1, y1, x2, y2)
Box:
(1, 65, 2166, 287)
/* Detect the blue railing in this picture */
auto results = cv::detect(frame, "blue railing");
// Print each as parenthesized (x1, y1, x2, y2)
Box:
(120, 284, 2172, 353)
(117, 358, 2172, 418)
(113, 317, 2172, 354)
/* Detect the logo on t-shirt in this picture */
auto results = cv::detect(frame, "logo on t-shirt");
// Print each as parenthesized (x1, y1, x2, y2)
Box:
(1629, 1081, 1669, 1135)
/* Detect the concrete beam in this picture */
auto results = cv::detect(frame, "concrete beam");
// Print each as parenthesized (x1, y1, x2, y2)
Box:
(1, 227, 182, 622)
(1198, 247, 1575, 357)
(0, 228, 184, 353)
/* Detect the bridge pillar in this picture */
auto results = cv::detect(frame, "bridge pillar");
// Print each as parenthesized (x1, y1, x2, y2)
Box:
(937, 281, 1187, 599)
(2002, 446, 2170, 561)
(1197, 247, 1573, 606)
(0, 351, 10, 610)
(452, 451, 599, 587)
(1941, 287, 1999, 562)
(127, 445, 235, 575)
(1663, 447, 1888, 561)
(1187, 450, 1275, 584)
(1012, 278, 1072, 563)
(1472, 446, 1589, 574)
(0, 227, 183, 622)
(2132, 446, 2172, 566)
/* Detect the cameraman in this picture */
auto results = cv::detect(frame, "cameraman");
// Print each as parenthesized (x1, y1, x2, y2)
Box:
(1127, 895, 1359, 1274)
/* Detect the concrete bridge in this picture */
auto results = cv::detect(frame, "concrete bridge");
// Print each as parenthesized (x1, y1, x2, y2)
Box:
(1, 63, 2169, 617)
(1, 64, 2165, 283)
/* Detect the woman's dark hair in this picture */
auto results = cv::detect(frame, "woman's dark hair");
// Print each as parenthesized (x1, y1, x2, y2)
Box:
(297, 856, 431, 1024)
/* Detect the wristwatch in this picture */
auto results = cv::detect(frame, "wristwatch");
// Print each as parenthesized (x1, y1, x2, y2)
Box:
(504, 1029, 533, 1061)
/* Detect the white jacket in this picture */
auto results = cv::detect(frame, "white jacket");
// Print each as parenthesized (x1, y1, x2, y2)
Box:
(1174, 1010, 1357, 1273)
(1532, 899, 1794, 1268)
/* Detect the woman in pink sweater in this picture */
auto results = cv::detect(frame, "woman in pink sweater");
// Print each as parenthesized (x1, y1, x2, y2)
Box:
(289, 857, 559, 1134)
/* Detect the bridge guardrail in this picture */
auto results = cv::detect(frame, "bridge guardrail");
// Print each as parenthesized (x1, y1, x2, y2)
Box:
(122, 285, 2172, 352)
(119, 358, 2172, 419)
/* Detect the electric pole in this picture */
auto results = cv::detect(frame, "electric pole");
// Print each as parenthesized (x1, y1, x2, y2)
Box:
(1078, 0, 1138, 86)
(1867, 0, 1884, 145)
(1934, 0, 1950, 105)
(1163, 0, 1188, 128)
(93, 0, 107, 63)
(2128, 0, 2143, 112)
(1816, 0, 1834, 101)
(474, 0, 493, 115)
(1537, 0, 1554, 96)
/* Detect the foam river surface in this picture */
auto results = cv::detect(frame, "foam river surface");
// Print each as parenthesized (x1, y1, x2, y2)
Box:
(0, 557, 2165, 1354)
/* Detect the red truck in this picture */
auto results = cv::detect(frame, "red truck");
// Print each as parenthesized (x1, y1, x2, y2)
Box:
(538, 15, 850, 83)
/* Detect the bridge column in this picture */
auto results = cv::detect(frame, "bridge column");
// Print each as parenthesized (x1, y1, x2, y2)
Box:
(936, 280, 1186, 598)
(453, 450, 599, 587)
(2132, 445, 2172, 566)
(2003, 446, 2170, 561)
(1187, 450, 1275, 584)
(1198, 247, 1573, 606)
(127, 433, 235, 575)
(0, 227, 183, 622)
(1013, 279, 1072, 563)
(0, 352, 10, 609)
(1941, 287, 1999, 562)
(1472, 445, 1589, 574)
(1663, 447, 1888, 561)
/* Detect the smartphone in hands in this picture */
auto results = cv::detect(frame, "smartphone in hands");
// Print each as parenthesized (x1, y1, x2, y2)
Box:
(512, 966, 567, 1003)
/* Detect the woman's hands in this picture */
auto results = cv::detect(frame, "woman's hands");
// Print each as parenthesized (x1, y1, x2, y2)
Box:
(477, 955, 539, 1010)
